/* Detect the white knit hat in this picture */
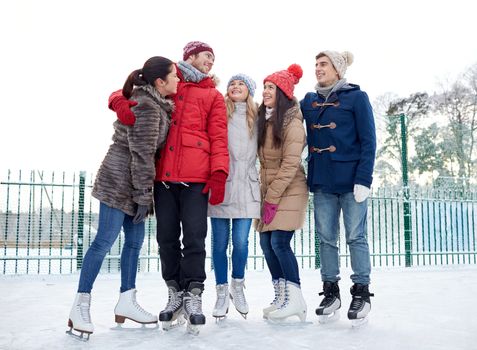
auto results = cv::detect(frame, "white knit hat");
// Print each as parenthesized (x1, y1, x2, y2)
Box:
(318, 51, 354, 79)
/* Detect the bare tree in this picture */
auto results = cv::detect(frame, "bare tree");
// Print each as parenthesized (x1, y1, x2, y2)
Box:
(433, 63, 477, 187)
(374, 92, 430, 184)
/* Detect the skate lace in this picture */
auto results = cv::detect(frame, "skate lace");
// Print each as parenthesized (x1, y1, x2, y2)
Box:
(78, 294, 91, 323)
(231, 281, 246, 306)
(271, 280, 280, 305)
(319, 291, 337, 306)
(131, 290, 155, 317)
(184, 293, 202, 315)
(215, 285, 228, 309)
(164, 290, 184, 312)
(349, 296, 364, 311)
(350, 290, 374, 311)
(277, 287, 290, 309)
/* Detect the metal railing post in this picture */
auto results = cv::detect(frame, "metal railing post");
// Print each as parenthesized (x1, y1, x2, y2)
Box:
(400, 114, 412, 267)
(76, 171, 86, 270)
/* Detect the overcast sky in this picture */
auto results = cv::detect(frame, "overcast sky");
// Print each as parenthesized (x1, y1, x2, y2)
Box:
(1, 0, 476, 174)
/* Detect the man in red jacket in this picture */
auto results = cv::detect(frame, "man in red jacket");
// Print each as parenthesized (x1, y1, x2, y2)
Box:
(109, 41, 229, 333)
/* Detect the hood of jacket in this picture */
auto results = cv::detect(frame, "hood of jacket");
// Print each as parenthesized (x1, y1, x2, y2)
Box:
(282, 98, 303, 128)
(132, 84, 175, 113)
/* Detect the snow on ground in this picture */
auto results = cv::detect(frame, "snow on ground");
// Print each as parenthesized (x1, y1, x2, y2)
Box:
(1, 266, 476, 350)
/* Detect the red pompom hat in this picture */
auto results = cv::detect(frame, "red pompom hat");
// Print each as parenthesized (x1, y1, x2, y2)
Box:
(264, 64, 303, 99)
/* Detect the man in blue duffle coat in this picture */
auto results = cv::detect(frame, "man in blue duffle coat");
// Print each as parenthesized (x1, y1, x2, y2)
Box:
(300, 50, 376, 326)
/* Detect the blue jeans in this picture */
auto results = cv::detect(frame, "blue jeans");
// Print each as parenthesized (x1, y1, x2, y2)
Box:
(259, 230, 300, 285)
(78, 202, 145, 293)
(211, 218, 251, 284)
(313, 190, 371, 285)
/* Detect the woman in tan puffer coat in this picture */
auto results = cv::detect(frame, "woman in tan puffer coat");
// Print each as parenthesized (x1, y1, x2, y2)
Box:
(257, 64, 309, 323)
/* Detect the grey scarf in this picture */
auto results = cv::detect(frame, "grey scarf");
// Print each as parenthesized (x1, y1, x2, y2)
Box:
(234, 101, 247, 115)
(315, 79, 348, 101)
(178, 61, 208, 83)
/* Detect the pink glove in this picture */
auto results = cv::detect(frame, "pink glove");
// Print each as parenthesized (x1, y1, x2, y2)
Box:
(262, 201, 279, 225)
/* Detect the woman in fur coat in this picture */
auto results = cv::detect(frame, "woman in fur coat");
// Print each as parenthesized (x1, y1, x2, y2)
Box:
(67, 56, 179, 340)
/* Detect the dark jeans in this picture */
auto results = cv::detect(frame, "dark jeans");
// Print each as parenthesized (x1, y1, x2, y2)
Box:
(154, 181, 208, 290)
(259, 230, 300, 285)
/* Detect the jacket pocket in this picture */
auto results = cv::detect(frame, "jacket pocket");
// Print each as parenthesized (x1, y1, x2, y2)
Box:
(330, 153, 360, 161)
(178, 131, 210, 179)
(331, 159, 358, 187)
(249, 171, 261, 202)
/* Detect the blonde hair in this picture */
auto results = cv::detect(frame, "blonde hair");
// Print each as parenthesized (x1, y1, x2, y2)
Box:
(225, 94, 258, 138)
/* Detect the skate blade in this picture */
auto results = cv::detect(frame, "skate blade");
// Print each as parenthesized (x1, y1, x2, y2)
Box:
(230, 299, 248, 319)
(213, 315, 227, 323)
(318, 310, 340, 324)
(265, 318, 313, 327)
(233, 307, 248, 319)
(111, 323, 159, 331)
(212, 307, 228, 322)
(351, 317, 368, 328)
(239, 312, 248, 320)
(66, 328, 91, 342)
(186, 323, 202, 336)
(162, 314, 186, 331)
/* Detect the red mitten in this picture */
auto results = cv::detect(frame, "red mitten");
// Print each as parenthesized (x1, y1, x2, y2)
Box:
(108, 89, 138, 126)
(262, 201, 279, 225)
(201, 171, 227, 205)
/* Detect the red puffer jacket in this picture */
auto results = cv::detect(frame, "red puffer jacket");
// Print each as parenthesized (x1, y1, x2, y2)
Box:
(156, 70, 229, 182)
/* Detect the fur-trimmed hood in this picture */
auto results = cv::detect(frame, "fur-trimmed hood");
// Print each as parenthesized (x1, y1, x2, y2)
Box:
(132, 84, 175, 113)
(282, 98, 303, 128)
(209, 74, 220, 87)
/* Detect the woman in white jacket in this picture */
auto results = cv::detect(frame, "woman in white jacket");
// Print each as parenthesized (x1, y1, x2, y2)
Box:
(208, 74, 260, 319)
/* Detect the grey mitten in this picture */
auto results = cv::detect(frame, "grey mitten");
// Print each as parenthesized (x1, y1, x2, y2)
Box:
(133, 204, 149, 224)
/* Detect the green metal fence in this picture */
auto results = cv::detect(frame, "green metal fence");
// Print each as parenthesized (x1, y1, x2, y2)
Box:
(1, 169, 476, 275)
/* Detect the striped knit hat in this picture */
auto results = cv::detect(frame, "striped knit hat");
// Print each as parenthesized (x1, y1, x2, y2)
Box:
(183, 41, 214, 61)
(227, 73, 256, 97)
(264, 64, 303, 99)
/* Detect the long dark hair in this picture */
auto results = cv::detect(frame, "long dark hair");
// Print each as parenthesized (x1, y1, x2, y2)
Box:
(122, 56, 174, 99)
(257, 87, 295, 149)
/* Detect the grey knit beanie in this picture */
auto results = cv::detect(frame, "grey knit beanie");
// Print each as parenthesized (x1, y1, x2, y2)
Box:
(318, 51, 354, 79)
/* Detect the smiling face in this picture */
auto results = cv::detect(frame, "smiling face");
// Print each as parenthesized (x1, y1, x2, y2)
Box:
(188, 51, 215, 74)
(227, 80, 249, 102)
(262, 82, 277, 108)
(315, 55, 339, 87)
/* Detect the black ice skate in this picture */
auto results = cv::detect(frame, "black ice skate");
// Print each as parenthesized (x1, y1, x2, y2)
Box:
(159, 280, 185, 331)
(183, 282, 206, 335)
(316, 281, 341, 324)
(347, 283, 374, 327)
